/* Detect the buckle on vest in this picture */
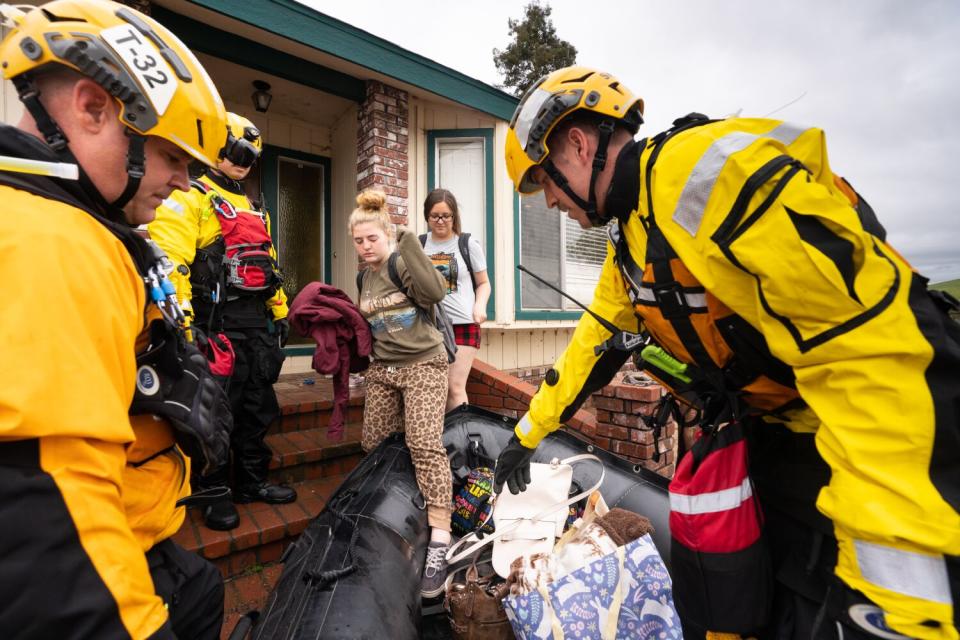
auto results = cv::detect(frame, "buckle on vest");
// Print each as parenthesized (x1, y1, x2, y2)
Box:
(653, 281, 689, 319)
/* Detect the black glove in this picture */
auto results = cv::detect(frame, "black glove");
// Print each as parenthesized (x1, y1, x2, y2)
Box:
(275, 318, 290, 348)
(813, 577, 914, 639)
(130, 321, 233, 475)
(494, 434, 536, 495)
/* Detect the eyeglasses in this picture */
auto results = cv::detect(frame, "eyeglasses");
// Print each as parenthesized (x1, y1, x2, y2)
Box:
(429, 214, 453, 222)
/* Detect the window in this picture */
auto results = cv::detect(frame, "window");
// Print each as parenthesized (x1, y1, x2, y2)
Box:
(427, 128, 495, 318)
(517, 193, 610, 315)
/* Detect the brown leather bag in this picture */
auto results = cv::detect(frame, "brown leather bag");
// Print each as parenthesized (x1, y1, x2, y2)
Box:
(443, 561, 512, 640)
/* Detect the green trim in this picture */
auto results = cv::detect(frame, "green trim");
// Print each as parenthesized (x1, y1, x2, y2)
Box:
(426, 129, 495, 321)
(185, 0, 518, 120)
(284, 345, 316, 357)
(513, 192, 584, 321)
(152, 6, 365, 102)
(261, 144, 333, 283)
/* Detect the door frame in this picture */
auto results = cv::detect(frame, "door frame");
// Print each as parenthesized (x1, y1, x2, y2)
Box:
(260, 144, 332, 356)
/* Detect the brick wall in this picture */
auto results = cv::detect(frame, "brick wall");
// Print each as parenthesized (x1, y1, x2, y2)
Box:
(356, 81, 410, 224)
(119, 0, 151, 15)
(468, 361, 678, 478)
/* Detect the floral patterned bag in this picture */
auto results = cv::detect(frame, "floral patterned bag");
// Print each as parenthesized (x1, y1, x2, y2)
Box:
(503, 534, 682, 640)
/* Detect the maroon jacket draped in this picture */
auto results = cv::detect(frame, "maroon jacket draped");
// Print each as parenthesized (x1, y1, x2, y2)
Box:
(288, 283, 372, 440)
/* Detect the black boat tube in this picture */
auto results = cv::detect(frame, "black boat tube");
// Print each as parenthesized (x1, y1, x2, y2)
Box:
(251, 406, 672, 639)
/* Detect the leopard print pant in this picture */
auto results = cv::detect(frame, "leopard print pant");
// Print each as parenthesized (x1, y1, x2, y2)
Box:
(362, 353, 453, 530)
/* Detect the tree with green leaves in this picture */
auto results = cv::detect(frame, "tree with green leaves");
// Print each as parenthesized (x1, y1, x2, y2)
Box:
(493, 1, 577, 97)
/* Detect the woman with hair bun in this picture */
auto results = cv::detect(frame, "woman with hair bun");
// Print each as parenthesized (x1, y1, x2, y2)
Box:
(420, 188, 491, 411)
(349, 189, 453, 599)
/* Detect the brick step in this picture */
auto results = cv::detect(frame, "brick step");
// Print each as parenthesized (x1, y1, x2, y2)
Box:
(220, 563, 283, 640)
(172, 473, 352, 582)
(272, 375, 366, 435)
(265, 424, 363, 485)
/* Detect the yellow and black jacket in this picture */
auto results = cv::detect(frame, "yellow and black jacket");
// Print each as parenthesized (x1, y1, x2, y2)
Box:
(519, 116, 960, 638)
(0, 125, 178, 638)
(148, 171, 288, 331)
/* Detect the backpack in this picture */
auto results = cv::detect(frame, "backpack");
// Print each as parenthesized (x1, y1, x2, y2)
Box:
(419, 232, 477, 291)
(356, 253, 457, 364)
(192, 179, 281, 294)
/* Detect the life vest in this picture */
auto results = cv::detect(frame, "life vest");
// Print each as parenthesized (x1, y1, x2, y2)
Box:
(610, 113, 884, 426)
(188, 179, 282, 305)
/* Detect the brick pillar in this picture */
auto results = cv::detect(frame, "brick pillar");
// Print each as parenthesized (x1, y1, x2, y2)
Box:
(356, 81, 410, 224)
(592, 378, 677, 478)
(118, 0, 151, 14)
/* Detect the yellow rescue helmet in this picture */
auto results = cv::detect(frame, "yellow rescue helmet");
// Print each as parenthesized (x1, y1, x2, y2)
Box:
(221, 112, 262, 168)
(505, 66, 644, 194)
(0, 0, 227, 168)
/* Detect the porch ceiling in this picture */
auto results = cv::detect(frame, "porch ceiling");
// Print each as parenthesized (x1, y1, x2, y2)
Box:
(196, 52, 353, 127)
(152, 0, 517, 121)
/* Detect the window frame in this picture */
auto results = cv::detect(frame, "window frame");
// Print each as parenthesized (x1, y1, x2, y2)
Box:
(513, 193, 587, 321)
(426, 128, 496, 321)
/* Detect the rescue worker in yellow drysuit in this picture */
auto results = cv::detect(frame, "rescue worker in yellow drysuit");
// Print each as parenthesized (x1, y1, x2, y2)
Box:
(149, 112, 294, 532)
(0, 1, 232, 638)
(495, 66, 960, 640)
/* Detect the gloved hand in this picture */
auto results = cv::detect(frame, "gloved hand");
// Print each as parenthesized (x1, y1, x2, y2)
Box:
(275, 318, 290, 348)
(130, 321, 233, 475)
(494, 434, 536, 495)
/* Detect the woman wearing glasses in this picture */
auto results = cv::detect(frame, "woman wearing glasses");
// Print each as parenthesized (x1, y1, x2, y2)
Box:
(420, 189, 492, 411)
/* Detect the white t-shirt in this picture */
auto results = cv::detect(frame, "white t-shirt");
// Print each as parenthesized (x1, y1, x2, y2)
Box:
(421, 232, 487, 325)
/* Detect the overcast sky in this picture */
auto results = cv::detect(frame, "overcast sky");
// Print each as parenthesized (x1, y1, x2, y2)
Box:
(303, 0, 960, 282)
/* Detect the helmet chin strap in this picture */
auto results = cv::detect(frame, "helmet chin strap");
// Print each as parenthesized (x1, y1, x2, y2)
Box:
(541, 118, 617, 227)
(111, 131, 146, 211)
(12, 73, 145, 221)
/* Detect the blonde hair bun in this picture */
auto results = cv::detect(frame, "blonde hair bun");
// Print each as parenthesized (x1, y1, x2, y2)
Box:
(356, 189, 386, 212)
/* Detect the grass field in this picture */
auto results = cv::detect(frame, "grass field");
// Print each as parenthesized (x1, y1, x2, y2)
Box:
(931, 278, 960, 299)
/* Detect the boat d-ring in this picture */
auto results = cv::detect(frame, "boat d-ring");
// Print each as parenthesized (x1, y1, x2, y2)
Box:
(413, 494, 426, 510)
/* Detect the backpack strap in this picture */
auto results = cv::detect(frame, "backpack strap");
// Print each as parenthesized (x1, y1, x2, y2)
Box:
(418, 233, 427, 248)
(458, 232, 478, 291)
(356, 268, 366, 301)
(386, 252, 406, 293)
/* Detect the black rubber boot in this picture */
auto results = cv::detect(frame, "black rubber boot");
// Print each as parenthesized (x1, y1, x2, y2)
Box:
(234, 482, 297, 505)
(203, 499, 240, 531)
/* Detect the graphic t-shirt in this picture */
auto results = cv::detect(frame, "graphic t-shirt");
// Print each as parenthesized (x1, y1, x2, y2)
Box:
(357, 230, 446, 365)
(421, 233, 487, 325)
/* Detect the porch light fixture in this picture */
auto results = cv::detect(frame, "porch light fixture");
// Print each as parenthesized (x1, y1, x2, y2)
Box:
(252, 80, 273, 113)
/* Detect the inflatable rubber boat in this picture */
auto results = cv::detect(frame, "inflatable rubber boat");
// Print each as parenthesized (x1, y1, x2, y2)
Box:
(247, 405, 671, 640)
